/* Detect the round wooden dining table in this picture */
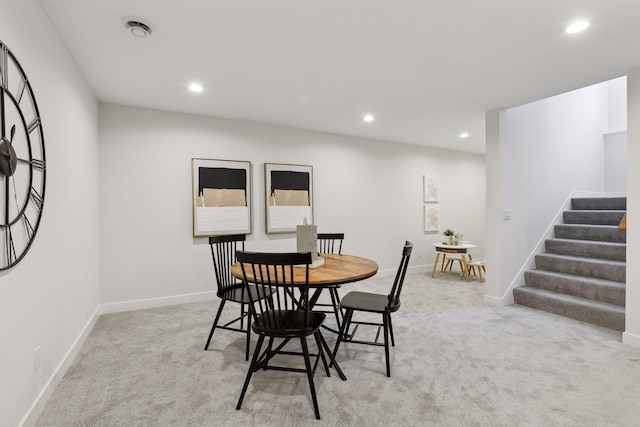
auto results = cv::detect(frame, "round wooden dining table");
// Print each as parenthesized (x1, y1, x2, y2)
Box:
(231, 253, 379, 287)
(231, 253, 378, 336)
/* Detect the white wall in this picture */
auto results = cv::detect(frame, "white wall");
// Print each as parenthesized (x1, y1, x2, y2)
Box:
(604, 77, 628, 193)
(0, 1, 100, 426)
(485, 82, 609, 305)
(623, 68, 640, 346)
(603, 132, 627, 192)
(98, 103, 485, 308)
(608, 77, 628, 133)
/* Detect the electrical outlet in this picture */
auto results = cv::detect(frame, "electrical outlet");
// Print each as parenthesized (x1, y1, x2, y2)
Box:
(34, 346, 41, 372)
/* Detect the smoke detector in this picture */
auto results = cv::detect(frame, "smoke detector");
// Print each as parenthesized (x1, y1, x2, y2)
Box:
(125, 20, 153, 37)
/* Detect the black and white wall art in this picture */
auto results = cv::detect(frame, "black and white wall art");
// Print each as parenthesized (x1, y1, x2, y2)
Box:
(265, 163, 313, 233)
(191, 158, 252, 236)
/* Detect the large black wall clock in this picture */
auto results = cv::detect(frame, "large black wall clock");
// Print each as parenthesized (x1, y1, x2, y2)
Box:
(0, 41, 46, 271)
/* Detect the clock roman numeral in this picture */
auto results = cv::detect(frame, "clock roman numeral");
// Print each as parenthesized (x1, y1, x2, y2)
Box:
(0, 45, 7, 90)
(27, 118, 40, 134)
(16, 78, 27, 104)
(31, 159, 45, 171)
(23, 215, 34, 240)
(3, 226, 16, 266)
(30, 187, 44, 210)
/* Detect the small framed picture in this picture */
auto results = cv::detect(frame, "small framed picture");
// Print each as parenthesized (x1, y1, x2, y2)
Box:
(424, 204, 440, 232)
(423, 175, 440, 202)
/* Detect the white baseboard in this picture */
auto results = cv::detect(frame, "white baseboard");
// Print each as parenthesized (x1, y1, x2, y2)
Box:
(101, 291, 217, 314)
(483, 292, 514, 307)
(20, 305, 101, 427)
(622, 331, 640, 348)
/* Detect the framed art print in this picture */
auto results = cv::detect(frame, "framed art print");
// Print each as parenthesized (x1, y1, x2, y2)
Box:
(423, 175, 440, 202)
(192, 158, 252, 236)
(265, 163, 313, 233)
(424, 204, 440, 232)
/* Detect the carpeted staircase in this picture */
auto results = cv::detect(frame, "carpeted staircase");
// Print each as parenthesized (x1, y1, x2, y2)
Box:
(513, 197, 626, 331)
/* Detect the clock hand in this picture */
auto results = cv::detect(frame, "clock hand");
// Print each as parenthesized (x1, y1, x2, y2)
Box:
(16, 156, 44, 170)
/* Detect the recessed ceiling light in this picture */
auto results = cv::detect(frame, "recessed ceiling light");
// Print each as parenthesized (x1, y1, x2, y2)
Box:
(565, 20, 590, 34)
(363, 114, 375, 123)
(125, 20, 153, 37)
(459, 132, 469, 138)
(188, 83, 204, 93)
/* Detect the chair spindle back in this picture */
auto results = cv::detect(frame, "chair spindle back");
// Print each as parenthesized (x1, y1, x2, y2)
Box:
(387, 241, 413, 309)
(209, 234, 246, 296)
(237, 251, 312, 332)
(317, 233, 344, 255)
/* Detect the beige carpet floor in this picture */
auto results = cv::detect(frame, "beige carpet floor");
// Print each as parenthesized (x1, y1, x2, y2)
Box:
(36, 270, 640, 426)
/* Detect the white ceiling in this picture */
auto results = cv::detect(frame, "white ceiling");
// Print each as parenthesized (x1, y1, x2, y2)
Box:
(38, 0, 640, 154)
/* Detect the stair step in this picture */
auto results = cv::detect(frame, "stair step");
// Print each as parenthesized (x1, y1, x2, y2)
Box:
(513, 287, 625, 331)
(554, 224, 626, 243)
(545, 238, 626, 262)
(535, 253, 625, 282)
(571, 197, 627, 210)
(563, 210, 625, 226)
(524, 270, 625, 306)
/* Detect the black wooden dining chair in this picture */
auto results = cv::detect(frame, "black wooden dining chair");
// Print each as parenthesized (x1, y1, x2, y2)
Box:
(332, 241, 412, 377)
(314, 233, 345, 332)
(204, 234, 273, 361)
(235, 250, 346, 420)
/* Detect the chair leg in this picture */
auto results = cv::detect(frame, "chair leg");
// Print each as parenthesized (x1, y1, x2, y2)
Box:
(204, 299, 226, 350)
(240, 303, 245, 329)
(333, 287, 345, 319)
(301, 337, 321, 420)
(383, 313, 391, 377)
(236, 334, 265, 411)
(244, 304, 251, 361)
(388, 312, 395, 346)
(329, 287, 342, 326)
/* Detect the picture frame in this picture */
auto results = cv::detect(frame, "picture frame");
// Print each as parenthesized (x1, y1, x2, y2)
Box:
(265, 163, 314, 234)
(191, 158, 252, 237)
(423, 175, 440, 202)
(424, 204, 440, 232)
